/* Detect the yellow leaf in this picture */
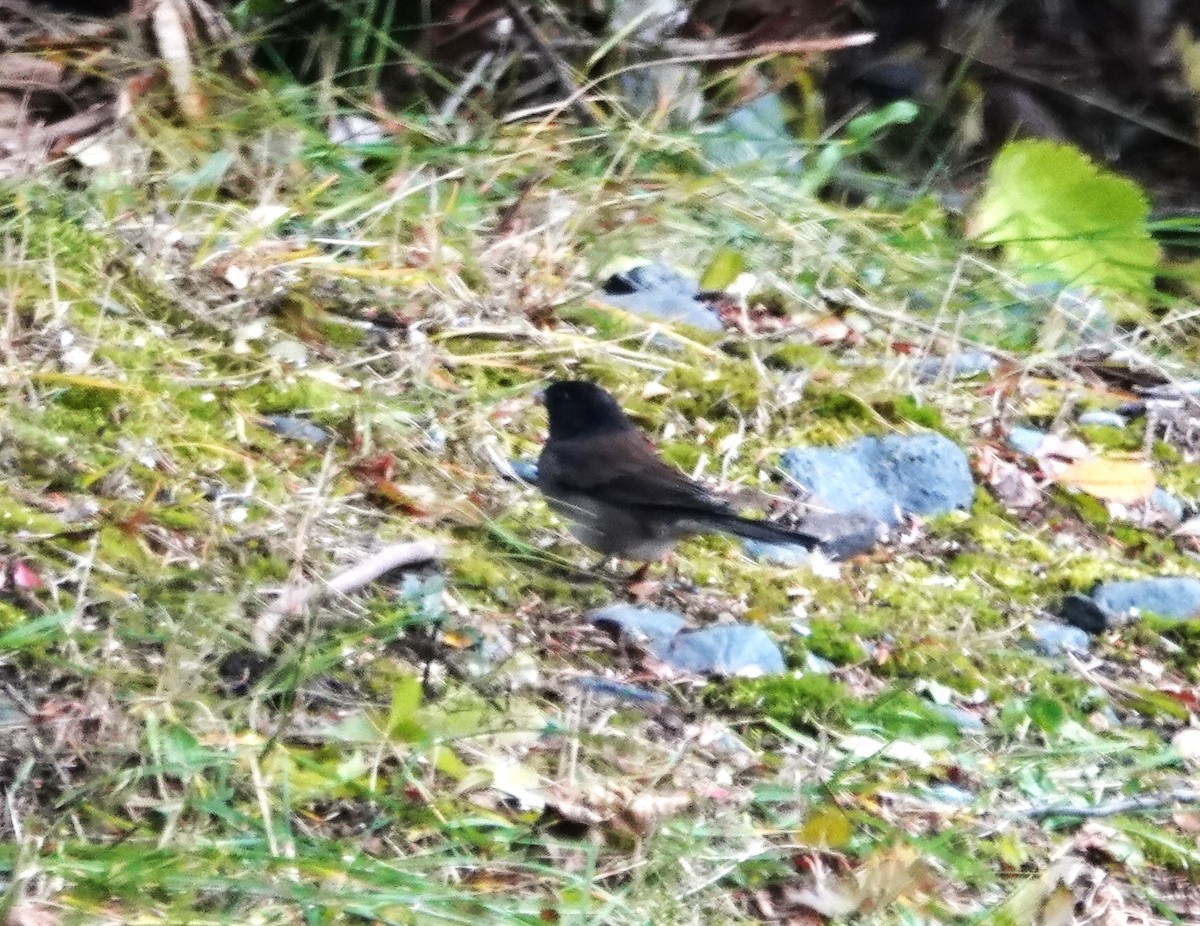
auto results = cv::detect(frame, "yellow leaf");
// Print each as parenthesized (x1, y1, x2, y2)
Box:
(799, 805, 853, 848)
(1054, 458, 1155, 503)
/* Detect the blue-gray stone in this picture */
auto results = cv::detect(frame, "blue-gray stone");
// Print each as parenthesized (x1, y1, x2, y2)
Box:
(1078, 410, 1128, 429)
(930, 703, 985, 731)
(1006, 426, 1047, 457)
(597, 263, 723, 331)
(743, 510, 882, 563)
(659, 625, 785, 676)
(262, 415, 331, 445)
(573, 676, 669, 706)
(591, 605, 684, 645)
(924, 784, 976, 806)
(1092, 578, 1200, 622)
(590, 605, 785, 676)
(507, 458, 539, 482)
(779, 433, 973, 527)
(1150, 489, 1185, 522)
(741, 538, 811, 566)
(1030, 620, 1091, 657)
(915, 350, 997, 383)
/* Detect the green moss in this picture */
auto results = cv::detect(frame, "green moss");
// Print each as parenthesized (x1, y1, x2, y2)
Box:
(876, 641, 990, 695)
(875, 394, 944, 431)
(1051, 487, 1111, 531)
(764, 342, 831, 371)
(1077, 424, 1141, 452)
(659, 441, 702, 473)
(1142, 616, 1200, 680)
(0, 493, 70, 535)
(853, 690, 962, 739)
(239, 377, 359, 419)
(451, 551, 512, 593)
(807, 388, 876, 423)
(657, 363, 770, 422)
(806, 618, 867, 664)
(0, 600, 30, 632)
(710, 673, 854, 731)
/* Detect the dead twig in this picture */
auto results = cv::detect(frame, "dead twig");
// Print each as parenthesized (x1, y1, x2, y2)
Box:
(1023, 788, 1200, 821)
(252, 540, 443, 651)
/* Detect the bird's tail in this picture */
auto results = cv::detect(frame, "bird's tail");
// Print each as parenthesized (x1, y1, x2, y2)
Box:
(705, 514, 821, 550)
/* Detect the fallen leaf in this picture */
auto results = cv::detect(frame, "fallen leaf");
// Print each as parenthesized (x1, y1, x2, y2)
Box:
(6, 899, 61, 926)
(1054, 458, 1155, 503)
(620, 791, 692, 834)
(1040, 884, 1077, 926)
(799, 805, 853, 848)
(11, 560, 43, 591)
(976, 445, 1042, 508)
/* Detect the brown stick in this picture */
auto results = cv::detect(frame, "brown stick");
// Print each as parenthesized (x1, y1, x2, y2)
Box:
(252, 540, 443, 650)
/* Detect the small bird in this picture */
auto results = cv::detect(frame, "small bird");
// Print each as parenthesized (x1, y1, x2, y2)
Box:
(536, 380, 821, 563)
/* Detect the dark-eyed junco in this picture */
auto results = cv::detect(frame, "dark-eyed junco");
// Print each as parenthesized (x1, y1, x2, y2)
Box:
(536, 380, 821, 562)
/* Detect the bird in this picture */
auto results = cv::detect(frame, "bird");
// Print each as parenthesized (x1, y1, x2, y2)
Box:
(535, 380, 821, 565)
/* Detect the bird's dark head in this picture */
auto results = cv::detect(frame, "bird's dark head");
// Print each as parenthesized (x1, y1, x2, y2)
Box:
(542, 380, 634, 440)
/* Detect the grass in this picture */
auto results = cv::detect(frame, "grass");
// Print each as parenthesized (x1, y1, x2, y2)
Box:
(2, 70, 1200, 924)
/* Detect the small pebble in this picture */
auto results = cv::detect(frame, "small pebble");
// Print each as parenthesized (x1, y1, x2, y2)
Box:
(1030, 620, 1091, 657)
(262, 415, 332, 445)
(1077, 410, 1127, 428)
(1173, 728, 1200, 764)
(1006, 426, 1047, 457)
(1150, 489, 1185, 522)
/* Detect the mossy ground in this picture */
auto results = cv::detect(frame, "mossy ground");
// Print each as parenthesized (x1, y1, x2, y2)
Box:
(1, 78, 1199, 924)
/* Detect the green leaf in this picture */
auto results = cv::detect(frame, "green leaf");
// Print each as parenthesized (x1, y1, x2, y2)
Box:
(845, 100, 919, 146)
(699, 247, 745, 291)
(169, 151, 235, 193)
(1026, 695, 1066, 734)
(969, 140, 1160, 297)
(386, 674, 425, 742)
(0, 611, 69, 652)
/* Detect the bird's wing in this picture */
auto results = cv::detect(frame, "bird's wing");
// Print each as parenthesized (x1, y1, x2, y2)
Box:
(539, 431, 734, 515)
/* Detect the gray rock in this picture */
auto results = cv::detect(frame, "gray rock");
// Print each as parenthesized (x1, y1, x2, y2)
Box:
(779, 433, 974, 527)
(741, 538, 812, 566)
(743, 510, 883, 563)
(589, 605, 785, 676)
(1150, 489, 1185, 522)
(597, 263, 723, 331)
(924, 783, 976, 806)
(929, 702, 985, 731)
(1030, 620, 1091, 657)
(506, 459, 539, 483)
(262, 415, 331, 445)
(660, 625, 785, 676)
(1092, 578, 1200, 622)
(1006, 426, 1047, 456)
(591, 605, 684, 646)
(915, 350, 998, 383)
(1077, 410, 1128, 428)
(573, 676, 669, 706)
